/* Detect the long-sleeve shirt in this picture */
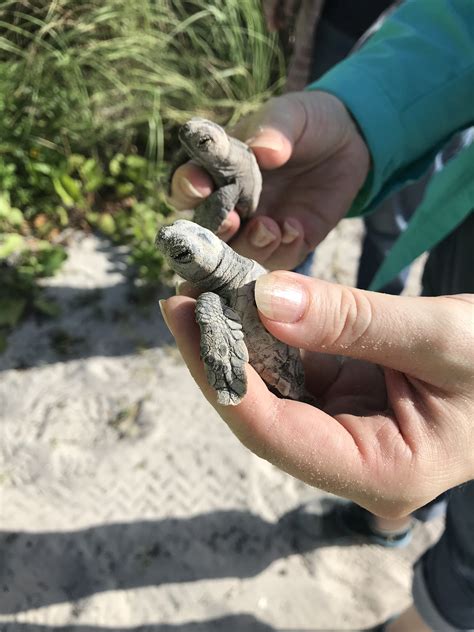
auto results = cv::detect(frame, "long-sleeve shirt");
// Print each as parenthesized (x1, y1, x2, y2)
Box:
(307, 0, 474, 290)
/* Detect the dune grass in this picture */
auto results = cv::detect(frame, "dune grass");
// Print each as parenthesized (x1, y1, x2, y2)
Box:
(0, 0, 283, 340)
(0, 1, 284, 341)
(0, 0, 284, 162)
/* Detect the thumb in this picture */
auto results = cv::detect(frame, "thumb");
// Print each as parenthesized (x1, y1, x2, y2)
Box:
(254, 271, 471, 387)
(231, 95, 307, 170)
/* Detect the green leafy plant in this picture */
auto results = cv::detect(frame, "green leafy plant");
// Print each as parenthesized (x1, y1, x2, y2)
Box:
(0, 235, 66, 350)
(0, 0, 284, 347)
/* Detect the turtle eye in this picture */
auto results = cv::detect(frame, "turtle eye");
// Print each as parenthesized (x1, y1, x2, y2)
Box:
(198, 135, 212, 148)
(172, 247, 192, 264)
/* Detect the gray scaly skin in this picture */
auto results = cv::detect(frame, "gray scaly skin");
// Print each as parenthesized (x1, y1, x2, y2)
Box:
(156, 220, 305, 405)
(175, 118, 262, 233)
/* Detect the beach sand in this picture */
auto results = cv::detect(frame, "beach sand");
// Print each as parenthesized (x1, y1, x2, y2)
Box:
(0, 220, 440, 632)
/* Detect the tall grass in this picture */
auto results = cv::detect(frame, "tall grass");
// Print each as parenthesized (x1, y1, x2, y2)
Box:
(0, 1, 285, 339)
(0, 0, 284, 163)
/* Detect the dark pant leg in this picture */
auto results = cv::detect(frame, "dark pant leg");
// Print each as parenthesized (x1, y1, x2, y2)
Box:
(421, 211, 474, 296)
(413, 482, 474, 631)
(356, 176, 427, 292)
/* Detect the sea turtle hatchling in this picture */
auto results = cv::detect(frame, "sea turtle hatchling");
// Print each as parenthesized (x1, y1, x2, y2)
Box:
(156, 220, 305, 405)
(173, 118, 262, 233)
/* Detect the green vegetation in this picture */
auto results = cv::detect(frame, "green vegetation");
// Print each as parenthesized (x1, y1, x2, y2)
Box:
(0, 0, 284, 343)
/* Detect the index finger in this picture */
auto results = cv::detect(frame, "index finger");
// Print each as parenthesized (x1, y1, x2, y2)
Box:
(168, 162, 242, 240)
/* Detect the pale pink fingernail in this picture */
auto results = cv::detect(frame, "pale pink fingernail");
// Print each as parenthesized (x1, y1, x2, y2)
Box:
(179, 176, 205, 199)
(255, 273, 308, 323)
(217, 218, 233, 235)
(175, 281, 186, 296)
(159, 299, 172, 330)
(281, 221, 300, 244)
(246, 130, 283, 152)
(249, 222, 277, 248)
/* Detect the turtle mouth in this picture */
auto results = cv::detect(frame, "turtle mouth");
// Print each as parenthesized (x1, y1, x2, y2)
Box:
(197, 134, 213, 149)
(156, 228, 193, 264)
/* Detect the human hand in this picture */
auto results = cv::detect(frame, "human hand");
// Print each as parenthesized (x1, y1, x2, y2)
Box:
(169, 91, 370, 270)
(160, 274, 474, 518)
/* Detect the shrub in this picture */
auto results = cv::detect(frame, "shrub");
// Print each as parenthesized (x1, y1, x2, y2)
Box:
(0, 0, 284, 341)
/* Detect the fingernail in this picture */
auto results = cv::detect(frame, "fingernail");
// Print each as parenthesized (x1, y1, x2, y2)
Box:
(175, 281, 196, 297)
(255, 273, 307, 323)
(217, 218, 233, 235)
(178, 176, 205, 200)
(281, 221, 300, 244)
(159, 299, 172, 330)
(246, 130, 283, 153)
(175, 281, 185, 295)
(249, 222, 277, 248)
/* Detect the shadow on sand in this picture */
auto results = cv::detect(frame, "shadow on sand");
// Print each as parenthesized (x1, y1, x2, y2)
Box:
(0, 615, 282, 632)
(1, 502, 352, 616)
(0, 279, 175, 372)
(1, 235, 178, 372)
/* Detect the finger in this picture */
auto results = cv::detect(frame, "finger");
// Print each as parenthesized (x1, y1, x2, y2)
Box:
(262, 244, 310, 272)
(254, 272, 471, 386)
(175, 281, 201, 299)
(169, 162, 214, 210)
(216, 210, 241, 242)
(322, 359, 387, 416)
(231, 95, 307, 170)
(229, 216, 282, 261)
(262, 219, 310, 270)
(301, 351, 344, 398)
(230, 218, 309, 271)
(160, 295, 219, 396)
(160, 296, 367, 498)
(168, 163, 240, 238)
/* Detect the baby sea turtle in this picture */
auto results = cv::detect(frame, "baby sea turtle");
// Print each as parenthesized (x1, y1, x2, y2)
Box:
(156, 220, 305, 405)
(174, 118, 262, 233)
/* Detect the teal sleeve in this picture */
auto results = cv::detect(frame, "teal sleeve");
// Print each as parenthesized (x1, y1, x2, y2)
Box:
(307, 0, 474, 215)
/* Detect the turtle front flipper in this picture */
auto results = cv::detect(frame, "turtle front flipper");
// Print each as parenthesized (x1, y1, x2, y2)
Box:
(193, 182, 240, 233)
(195, 292, 249, 406)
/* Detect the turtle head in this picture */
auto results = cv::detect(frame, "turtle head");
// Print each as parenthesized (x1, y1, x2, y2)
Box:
(156, 220, 223, 282)
(178, 118, 230, 162)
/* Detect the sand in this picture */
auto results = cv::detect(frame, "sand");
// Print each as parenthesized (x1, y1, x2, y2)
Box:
(0, 220, 440, 632)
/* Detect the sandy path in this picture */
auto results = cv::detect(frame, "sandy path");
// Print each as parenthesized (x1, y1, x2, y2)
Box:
(0, 221, 439, 632)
